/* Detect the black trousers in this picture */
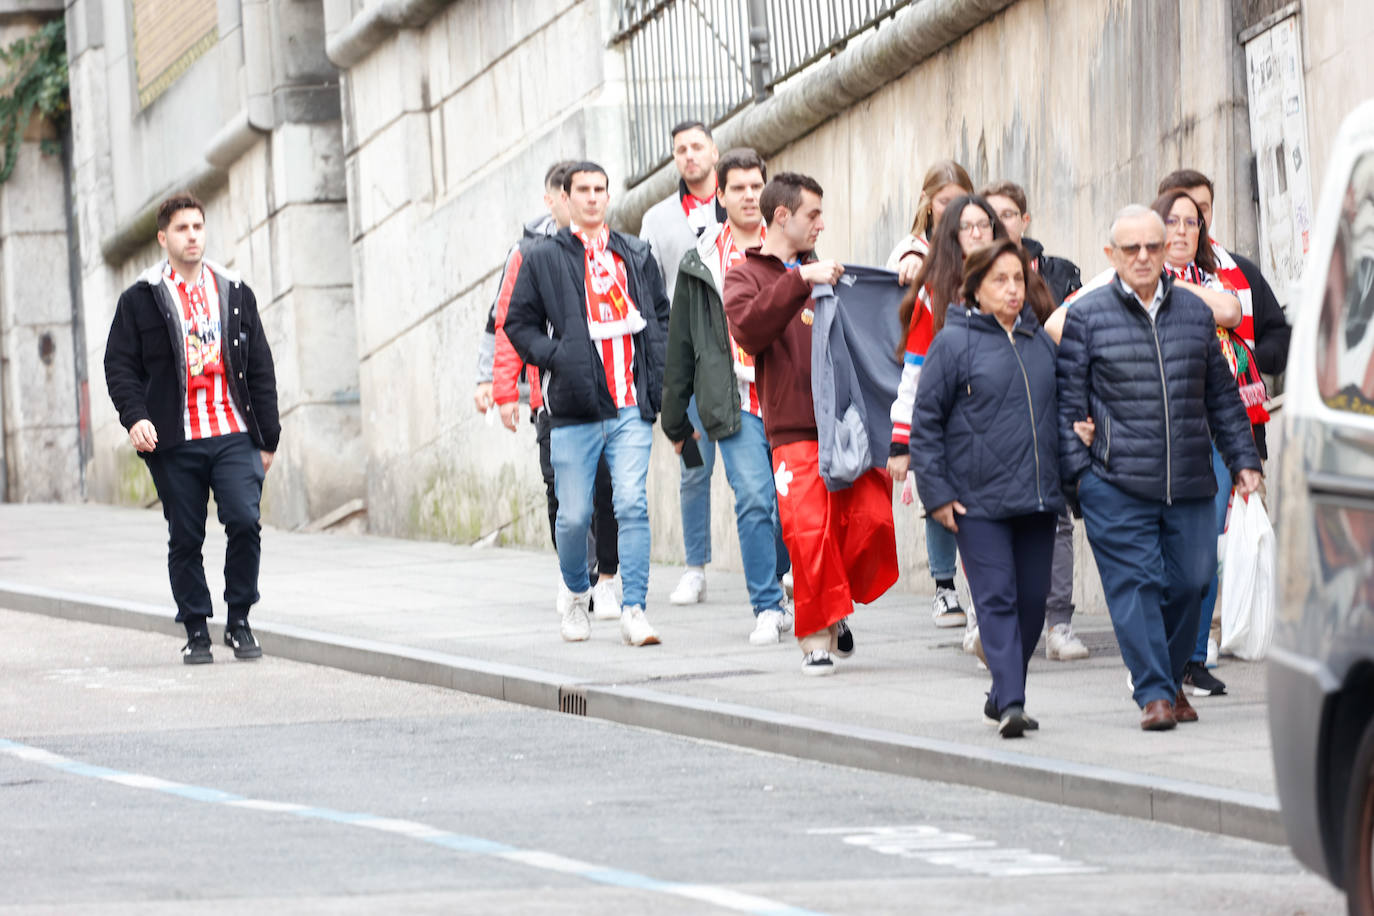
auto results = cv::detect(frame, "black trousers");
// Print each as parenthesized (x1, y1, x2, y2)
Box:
(145, 433, 264, 623)
(953, 512, 1057, 714)
(535, 409, 617, 577)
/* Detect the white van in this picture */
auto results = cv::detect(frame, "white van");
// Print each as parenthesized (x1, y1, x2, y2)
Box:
(1268, 97, 1374, 914)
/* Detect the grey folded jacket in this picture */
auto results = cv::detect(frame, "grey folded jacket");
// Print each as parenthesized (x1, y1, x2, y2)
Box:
(811, 265, 906, 491)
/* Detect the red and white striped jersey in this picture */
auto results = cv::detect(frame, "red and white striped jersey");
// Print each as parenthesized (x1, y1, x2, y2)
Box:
(163, 264, 245, 441)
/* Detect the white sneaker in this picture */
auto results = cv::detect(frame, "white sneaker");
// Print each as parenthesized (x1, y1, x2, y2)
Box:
(558, 583, 591, 642)
(932, 587, 967, 628)
(801, 649, 836, 676)
(620, 605, 661, 646)
(590, 576, 622, 621)
(670, 568, 706, 605)
(1045, 622, 1090, 660)
(749, 609, 793, 646)
(1206, 637, 1219, 669)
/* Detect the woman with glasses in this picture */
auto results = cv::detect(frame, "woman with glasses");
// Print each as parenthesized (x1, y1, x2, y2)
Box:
(909, 239, 1077, 736)
(1149, 189, 1261, 700)
(889, 194, 1052, 661)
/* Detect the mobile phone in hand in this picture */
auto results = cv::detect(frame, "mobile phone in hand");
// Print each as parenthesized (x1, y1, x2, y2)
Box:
(680, 436, 704, 468)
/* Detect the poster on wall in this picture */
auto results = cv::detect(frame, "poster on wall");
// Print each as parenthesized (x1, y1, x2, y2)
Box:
(1244, 14, 1315, 310)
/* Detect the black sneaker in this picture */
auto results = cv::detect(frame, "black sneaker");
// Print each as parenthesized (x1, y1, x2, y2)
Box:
(998, 703, 1029, 739)
(1183, 660, 1226, 696)
(224, 622, 263, 660)
(984, 695, 1038, 730)
(834, 619, 854, 658)
(182, 634, 213, 665)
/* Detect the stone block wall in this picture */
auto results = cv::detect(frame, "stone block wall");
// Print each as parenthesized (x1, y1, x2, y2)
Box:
(0, 9, 78, 502)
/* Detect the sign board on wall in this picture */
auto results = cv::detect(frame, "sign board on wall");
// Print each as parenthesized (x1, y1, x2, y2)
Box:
(132, 0, 219, 108)
(1244, 13, 1315, 308)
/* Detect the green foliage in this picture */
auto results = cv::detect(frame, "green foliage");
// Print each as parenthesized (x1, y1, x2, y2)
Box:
(0, 18, 69, 184)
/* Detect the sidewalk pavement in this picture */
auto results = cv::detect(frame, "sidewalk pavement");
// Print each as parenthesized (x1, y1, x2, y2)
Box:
(0, 503, 1279, 843)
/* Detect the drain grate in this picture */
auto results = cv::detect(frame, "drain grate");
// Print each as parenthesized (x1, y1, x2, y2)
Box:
(558, 686, 587, 716)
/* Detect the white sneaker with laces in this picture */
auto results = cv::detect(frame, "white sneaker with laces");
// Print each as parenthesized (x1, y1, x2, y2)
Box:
(591, 576, 622, 621)
(749, 609, 792, 645)
(1206, 636, 1219, 669)
(1045, 622, 1090, 660)
(931, 587, 967, 628)
(669, 568, 706, 605)
(558, 583, 591, 642)
(801, 649, 835, 676)
(620, 605, 661, 646)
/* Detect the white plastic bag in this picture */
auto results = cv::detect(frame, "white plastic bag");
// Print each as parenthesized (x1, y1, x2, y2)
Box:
(1219, 492, 1276, 661)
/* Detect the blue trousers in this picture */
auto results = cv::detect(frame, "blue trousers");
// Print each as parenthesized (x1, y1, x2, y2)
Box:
(954, 513, 1056, 712)
(714, 413, 789, 613)
(551, 408, 653, 609)
(679, 397, 716, 567)
(1078, 472, 1215, 707)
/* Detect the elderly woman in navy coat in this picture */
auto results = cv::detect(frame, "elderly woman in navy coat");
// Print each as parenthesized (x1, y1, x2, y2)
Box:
(911, 238, 1090, 737)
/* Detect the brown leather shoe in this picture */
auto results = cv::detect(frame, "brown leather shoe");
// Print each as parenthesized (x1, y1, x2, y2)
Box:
(1173, 689, 1199, 723)
(1140, 699, 1177, 731)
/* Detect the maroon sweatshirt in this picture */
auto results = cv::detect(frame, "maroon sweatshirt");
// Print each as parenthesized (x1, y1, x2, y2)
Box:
(722, 248, 818, 447)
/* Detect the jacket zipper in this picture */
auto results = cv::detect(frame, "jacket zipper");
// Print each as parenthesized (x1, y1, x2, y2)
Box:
(1009, 332, 1044, 511)
(1103, 415, 1111, 469)
(1148, 323, 1173, 504)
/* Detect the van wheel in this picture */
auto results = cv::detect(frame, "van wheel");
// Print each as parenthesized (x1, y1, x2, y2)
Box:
(1345, 720, 1374, 915)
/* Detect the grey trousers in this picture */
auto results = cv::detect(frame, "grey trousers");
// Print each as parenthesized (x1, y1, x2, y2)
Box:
(1045, 510, 1075, 628)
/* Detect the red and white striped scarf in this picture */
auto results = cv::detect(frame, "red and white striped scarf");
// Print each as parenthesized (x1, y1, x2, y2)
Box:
(1210, 239, 1254, 348)
(1163, 261, 1269, 424)
(573, 224, 641, 408)
(717, 222, 764, 417)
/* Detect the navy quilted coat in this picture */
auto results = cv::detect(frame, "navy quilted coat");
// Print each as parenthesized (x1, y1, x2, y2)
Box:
(910, 303, 1064, 520)
(1056, 275, 1260, 503)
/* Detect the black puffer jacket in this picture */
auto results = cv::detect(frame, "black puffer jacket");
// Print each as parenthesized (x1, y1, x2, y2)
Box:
(1023, 237, 1082, 307)
(910, 303, 1064, 520)
(1057, 275, 1260, 503)
(504, 227, 671, 426)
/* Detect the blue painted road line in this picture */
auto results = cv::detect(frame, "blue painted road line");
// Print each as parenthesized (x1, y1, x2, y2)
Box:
(0, 737, 826, 916)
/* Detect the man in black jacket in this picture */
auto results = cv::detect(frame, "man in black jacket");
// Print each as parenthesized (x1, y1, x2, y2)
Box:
(104, 193, 280, 665)
(504, 162, 672, 648)
(1058, 205, 1262, 732)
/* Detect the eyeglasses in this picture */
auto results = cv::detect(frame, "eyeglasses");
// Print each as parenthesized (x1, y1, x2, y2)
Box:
(1165, 216, 1201, 231)
(996, 209, 1022, 222)
(1113, 241, 1165, 257)
(959, 218, 992, 234)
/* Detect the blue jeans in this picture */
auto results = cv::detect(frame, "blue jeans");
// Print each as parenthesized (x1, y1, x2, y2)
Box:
(1078, 471, 1214, 707)
(1195, 445, 1231, 661)
(926, 516, 958, 582)
(716, 413, 789, 614)
(680, 397, 716, 566)
(551, 408, 653, 609)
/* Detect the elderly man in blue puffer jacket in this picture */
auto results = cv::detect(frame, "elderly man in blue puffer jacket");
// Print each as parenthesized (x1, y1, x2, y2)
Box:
(1057, 205, 1262, 733)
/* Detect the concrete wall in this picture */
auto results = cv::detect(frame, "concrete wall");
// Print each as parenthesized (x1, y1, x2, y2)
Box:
(1301, 0, 1374, 196)
(0, 5, 78, 501)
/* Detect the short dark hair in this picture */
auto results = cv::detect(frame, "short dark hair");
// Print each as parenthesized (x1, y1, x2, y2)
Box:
(716, 148, 767, 189)
(670, 120, 711, 142)
(1158, 169, 1214, 199)
(961, 237, 1053, 326)
(544, 160, 579, 191)
(563, 161, 608, 193)
(157, 192, 205, 230)
(978, 180, 1028, 215)
(759, 172, 823, 226)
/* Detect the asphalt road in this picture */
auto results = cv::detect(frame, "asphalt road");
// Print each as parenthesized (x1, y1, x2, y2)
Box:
(0, 610, 1343, 915)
